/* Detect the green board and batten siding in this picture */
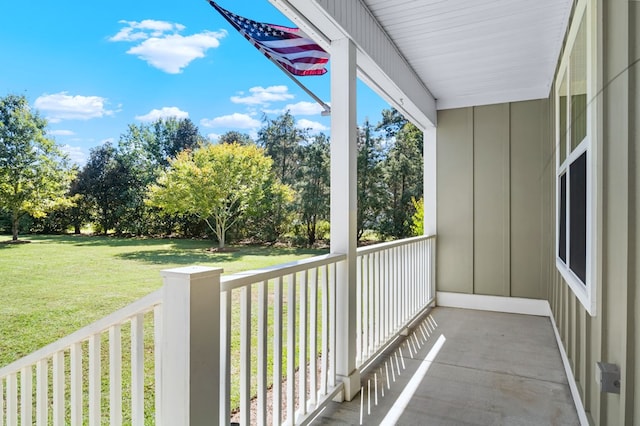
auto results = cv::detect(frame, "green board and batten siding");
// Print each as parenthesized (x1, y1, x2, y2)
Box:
(436, 99, 550, 299)
(436, 1, 638, 424)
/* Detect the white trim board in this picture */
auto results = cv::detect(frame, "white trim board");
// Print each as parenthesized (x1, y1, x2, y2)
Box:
(436, 291, 551, 316)
(435, 291, 589, 426)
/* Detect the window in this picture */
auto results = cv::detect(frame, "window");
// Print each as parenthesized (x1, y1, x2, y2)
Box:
(555, 0, 598, 315)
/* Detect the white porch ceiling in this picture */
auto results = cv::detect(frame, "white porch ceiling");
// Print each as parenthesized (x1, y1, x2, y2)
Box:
(363, 0, 573, 110)
(272, 0, 573, 124)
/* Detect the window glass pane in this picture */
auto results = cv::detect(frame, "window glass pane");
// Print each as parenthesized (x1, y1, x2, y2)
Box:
(559, 73, 567, 163)
(569, 152, 587, 283)
(559, 173, 567, 263)
(570, 15, 587, 151)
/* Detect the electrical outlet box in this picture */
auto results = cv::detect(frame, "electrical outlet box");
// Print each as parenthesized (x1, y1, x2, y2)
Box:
(596, 362, 620, 394)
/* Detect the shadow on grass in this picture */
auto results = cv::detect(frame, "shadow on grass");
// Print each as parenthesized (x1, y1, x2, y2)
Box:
(11, 234, 211, 249)
(116, 245, 327, 265)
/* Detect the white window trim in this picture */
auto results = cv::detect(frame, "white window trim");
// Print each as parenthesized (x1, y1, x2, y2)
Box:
(554, 0, 600, 316)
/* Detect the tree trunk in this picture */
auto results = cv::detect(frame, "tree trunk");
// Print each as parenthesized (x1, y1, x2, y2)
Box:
(11, 210, 19, 241)
(218, 231, 225, 249)
(74, 224, 81, 234)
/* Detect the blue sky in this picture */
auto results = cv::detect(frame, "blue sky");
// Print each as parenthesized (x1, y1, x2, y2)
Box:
(1, 0, 390, 165)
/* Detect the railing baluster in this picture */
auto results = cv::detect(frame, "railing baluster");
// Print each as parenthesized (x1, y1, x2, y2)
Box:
(220, 291, 231, 426)
(70, 342, 82, 425)
(7, 373, 16, 426)
(20, 366, 32, 426)
(356, 255, 362, 364)
(36, 359, 47, 426)
(329, 263, 337, 388)
(52, 351, 64, 426)
(362, 253, 369, 360)
(240, 285, 251, 426)
(310, 267, 318, 407)
(1, 376, 4, 426)
(367, 253, 376, 357)
(88, 334, 101, 426)
(286, 273, 296, 424)
(321, 265, 329, 395)
(153, 305, 163, 426)
(257, 280, 268, 426)
(131, 314, 144, 425)
(272, 277, 283, 426)
(109, 325, 122, 426)
(299, 270, 308, 417)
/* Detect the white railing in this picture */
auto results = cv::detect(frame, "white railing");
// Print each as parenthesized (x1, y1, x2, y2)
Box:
(1, 237, 435, 425)
(0, 290, 163, 426)
(356, 235, 436, 369)
(219, 252, 345, 425)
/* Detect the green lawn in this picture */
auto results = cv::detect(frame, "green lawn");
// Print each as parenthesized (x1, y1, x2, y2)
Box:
(0, 234, 326, 367)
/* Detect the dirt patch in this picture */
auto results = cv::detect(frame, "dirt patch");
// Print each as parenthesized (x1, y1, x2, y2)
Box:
(205, 247, 239, 253)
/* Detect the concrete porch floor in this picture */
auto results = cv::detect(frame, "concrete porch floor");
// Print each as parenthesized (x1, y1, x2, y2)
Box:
(312, 307, 580, 425)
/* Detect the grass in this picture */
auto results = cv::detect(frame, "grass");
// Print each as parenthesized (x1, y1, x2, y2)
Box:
(0, 234, 330, 424)
(0, 234, 325, 367)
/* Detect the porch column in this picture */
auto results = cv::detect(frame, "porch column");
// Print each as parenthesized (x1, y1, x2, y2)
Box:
(330, 36, 360, 401)
(423, 125, 437, 235)
(159, 266, 223, 425)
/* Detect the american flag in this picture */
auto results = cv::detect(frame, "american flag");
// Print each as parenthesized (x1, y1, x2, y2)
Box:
(209, 1, 329, 76)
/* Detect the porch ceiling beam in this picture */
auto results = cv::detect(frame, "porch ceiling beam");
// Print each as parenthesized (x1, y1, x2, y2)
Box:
(270, 0, 437, 129)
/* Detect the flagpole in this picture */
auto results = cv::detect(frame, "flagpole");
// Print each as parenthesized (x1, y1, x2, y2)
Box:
(269, 58, 331, 116)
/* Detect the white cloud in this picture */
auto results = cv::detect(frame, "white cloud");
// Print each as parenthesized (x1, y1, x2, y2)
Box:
(109, 20, 226, 74)
(200, 113, 261, 129)
(109, 19, 185, 42)
(207, 133, 221, 142)
(135, 106, 189, 122)
(60, 145, 87, 165)
(34, 92, 113, 122)
(231, 86, 294, 106)
(48, 129, 75, 136)
(296, 119, 329, 132)
(269, 101, 327, 116)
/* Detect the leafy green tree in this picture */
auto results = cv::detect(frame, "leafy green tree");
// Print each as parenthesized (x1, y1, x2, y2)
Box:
(242, 175, 294, 243)
(379, 118, 423, 238)
(296, 133, 330, 246)
(357, 120, 386, 241)
(411, 197, 424, 236)
(257, 111, 307, 185)
(115, 118, 205, 235)
(219, 131, 254, 146)
(75, 143, 144, 235)
(0, 94, 75, 240)
(147, 143, 275, 249)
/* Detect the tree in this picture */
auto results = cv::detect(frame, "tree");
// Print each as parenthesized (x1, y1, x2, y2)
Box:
(218, 131, 254, 146)
(357, 120, 386, 241)
(0, 94, 75, 241)
(296, 134, 330, 246)
(147, 143, 275, 249)
(75, 143, 144, 235)
(379, 121, 424, 238)
(257, 111, 307, 186)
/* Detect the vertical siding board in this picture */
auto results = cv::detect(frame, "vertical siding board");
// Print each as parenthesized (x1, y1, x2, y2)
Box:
(436, 108, 474, 293)
(473, 103, 510, 296)
(602, 0, 630, 423)
(510, 100, 545, 299)
(632, 2, 640, 420)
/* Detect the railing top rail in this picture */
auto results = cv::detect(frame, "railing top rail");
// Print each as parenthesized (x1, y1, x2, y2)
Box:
(221, 252, 346, 292)
(356, 234, 436, 256)
(0, 289, 163, 377)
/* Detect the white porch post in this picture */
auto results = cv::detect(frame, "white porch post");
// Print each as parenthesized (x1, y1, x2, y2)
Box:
(330, 37, 361, 401)
(159, 266, 223, 425)
(423, 126, 437, 235)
